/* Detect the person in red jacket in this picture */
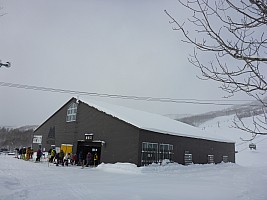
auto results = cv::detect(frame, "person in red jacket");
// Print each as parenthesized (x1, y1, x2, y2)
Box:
(36, 148, 42, 162)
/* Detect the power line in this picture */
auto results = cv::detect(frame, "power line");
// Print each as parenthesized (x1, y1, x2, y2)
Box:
(0, 81, 254, 106)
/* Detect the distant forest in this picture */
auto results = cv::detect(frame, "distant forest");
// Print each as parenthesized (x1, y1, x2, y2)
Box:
(0, 127, 34, 151)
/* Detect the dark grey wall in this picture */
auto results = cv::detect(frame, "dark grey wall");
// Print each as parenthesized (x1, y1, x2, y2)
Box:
(34, 98, 77, 152)
(139, 129, 235, 165)
(34, 98, 141, 165)
(76, 101, 140, 164)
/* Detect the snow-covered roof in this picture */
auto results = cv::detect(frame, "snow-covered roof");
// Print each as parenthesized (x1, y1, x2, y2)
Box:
(80, 98, 234, 143)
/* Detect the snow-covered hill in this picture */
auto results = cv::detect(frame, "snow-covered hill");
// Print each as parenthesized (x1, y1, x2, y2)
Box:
(17, 125, 38, 132)
(0, 125, 38, 131)
(175, 97, 267, 126)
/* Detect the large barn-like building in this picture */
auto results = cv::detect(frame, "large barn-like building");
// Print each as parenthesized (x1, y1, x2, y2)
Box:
(33, 97, 235, 166)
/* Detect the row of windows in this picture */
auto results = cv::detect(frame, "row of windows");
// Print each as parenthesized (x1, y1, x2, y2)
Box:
(141, 142, 174, 165)
(142, 142, 173, 152)
(141, 143, 230, 166)
(159, 143, 173, 152)
(185, 153, 229, 165)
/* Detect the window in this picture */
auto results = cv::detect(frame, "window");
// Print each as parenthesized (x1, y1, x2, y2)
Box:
(184, 150, 193, 165)
(222, 156, 228, 163)
(159, 144, 174, 162)
(208, 155, 214, 164)
(66, 103, 77, 122)
(141, 142, 174, 166)
(141, 142, 158, 166)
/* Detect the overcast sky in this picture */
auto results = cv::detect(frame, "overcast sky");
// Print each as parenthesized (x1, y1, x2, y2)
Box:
(0, 0, 253, 127)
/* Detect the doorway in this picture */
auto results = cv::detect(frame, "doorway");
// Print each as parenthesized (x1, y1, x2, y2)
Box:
(76, 140, 101, 166)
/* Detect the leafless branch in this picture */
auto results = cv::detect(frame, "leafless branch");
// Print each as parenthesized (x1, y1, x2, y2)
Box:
(166, 0, 267, 137)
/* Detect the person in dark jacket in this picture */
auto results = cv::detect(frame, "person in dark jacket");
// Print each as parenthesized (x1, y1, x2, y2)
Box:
(19, 148, 23, 159)
(55, 153, 59, 166)
(22, 147, 26, 160)
(36, 148, 42, 162)
(79, 151, 84, 168)
(86, 152, 92, 167)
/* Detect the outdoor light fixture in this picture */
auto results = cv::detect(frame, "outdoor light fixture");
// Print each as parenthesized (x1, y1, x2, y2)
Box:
(0, 61, 11, 68)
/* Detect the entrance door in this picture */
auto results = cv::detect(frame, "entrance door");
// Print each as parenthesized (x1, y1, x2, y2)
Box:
(76, 141, 101, 166)
(84, 145, 101, 166)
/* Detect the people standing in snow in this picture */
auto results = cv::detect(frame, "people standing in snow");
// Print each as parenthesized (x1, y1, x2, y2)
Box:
(22, 147, 26, 160)
(49, 148, 56, 163)
(26, 147, 32, 160)
(71, 154, 77, 165)
(30, 148, 33, 159)
(86, 152, 92, 167)
(57, 150, 64, 166)
(36, 148, 42, 162)
(55, 153, 60, 166)
(94, 153, 98, 167)
(15, 148, 19, 159)
(64, 153, 71, 166)
(18, 148, 23, 159)
(79, 151, 84, 168)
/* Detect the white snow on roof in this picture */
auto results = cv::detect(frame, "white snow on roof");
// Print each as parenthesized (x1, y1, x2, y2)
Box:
(80, 98, 234, 143)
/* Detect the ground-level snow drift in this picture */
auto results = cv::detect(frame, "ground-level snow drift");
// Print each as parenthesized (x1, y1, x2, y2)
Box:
(0, 154, 266, 200)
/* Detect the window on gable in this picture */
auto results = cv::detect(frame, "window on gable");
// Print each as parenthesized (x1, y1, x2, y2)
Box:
(66, 103, 77, 122)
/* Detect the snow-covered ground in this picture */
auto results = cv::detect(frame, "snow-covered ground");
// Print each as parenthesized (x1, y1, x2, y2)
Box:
(1, 115, 267, 200)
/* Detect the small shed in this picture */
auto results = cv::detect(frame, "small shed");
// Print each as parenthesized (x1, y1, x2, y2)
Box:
(60, 144, 73, 155)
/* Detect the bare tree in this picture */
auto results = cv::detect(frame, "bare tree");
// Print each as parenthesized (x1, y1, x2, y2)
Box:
(165, 0, 267, 136)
